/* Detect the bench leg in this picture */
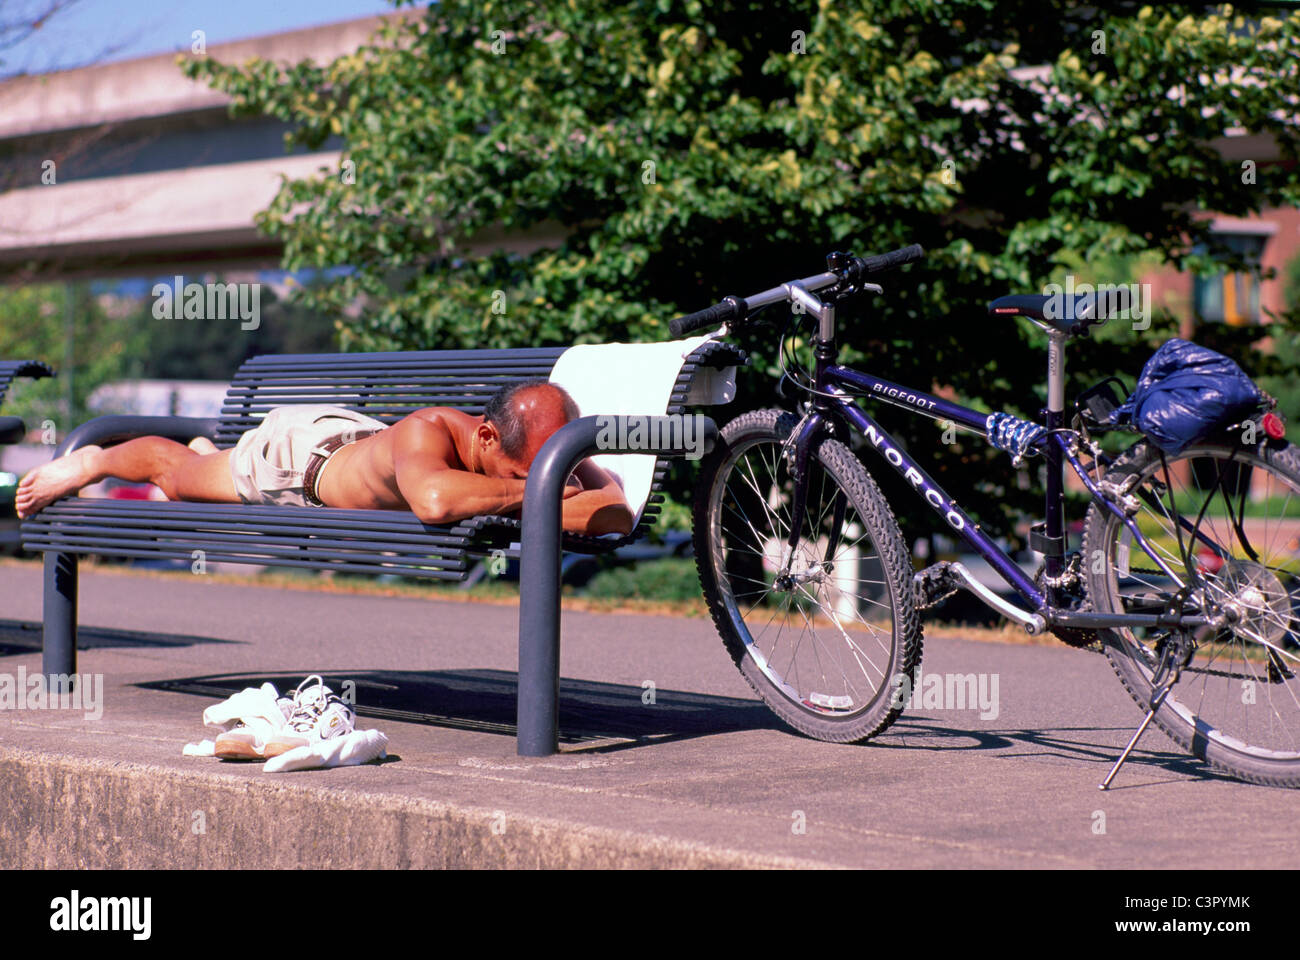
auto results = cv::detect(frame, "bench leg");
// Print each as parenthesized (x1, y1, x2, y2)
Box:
(518, 513, 562, 757)
(514, 415, 719, 756)
(42, 551, 77, 691)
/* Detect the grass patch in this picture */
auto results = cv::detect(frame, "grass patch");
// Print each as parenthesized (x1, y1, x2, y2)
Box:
(580, 557, 703, 604)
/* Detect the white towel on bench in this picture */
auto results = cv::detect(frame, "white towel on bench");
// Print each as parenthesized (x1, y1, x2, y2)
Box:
(548, 334, 736, 526)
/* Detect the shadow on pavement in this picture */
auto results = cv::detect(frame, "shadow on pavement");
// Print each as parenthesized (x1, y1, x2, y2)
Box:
(140, 671, 1230, 780)
(2, 607, 1232, 782)
(0, 618, 242, 656)
(879, 715, 1234, 784)
(139, 668, 784, 747)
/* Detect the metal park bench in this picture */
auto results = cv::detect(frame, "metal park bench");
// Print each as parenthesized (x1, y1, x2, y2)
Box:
(21, 342, 744, 755)
(0, 360, 54, 444)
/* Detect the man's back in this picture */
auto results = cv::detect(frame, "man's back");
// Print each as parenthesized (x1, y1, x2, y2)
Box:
(316, 407, 472, 512)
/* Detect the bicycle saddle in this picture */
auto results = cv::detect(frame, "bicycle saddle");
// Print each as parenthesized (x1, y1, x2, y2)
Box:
(988, 290, 1134, 338)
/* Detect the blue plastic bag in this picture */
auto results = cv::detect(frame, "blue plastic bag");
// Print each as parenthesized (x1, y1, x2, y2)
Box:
(1111, 339, 1266, 455)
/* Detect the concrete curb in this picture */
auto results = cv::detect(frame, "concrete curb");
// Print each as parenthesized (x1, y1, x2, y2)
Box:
(0, 746, 838, 869)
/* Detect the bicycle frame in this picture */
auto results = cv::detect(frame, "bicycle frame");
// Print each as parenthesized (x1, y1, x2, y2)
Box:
(780, 328, 1216, 633)
(678, 251, 1299, 788)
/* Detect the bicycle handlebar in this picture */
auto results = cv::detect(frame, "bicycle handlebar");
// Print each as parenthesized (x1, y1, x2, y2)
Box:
(668, 296, 748, 338)
(844, 244, 925, 283)
(668, 245, 924, 337)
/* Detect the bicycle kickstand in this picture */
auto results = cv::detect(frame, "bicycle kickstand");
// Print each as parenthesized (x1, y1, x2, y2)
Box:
(1099, 629, 1195, 791)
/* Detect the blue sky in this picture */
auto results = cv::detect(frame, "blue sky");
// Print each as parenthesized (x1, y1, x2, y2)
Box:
(3, 0, 405, 76)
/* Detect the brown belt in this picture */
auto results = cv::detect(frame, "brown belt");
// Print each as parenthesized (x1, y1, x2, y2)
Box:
(302, 429, 385, 507)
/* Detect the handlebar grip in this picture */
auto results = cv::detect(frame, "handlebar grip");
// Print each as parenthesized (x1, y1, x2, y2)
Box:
(852, 244, 924, 280)
(669, 296, 745, 338)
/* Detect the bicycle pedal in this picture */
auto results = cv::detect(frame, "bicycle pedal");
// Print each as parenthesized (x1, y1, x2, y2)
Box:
(914, 562, 961, 609)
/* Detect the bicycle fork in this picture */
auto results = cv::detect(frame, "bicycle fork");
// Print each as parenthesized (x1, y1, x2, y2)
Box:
(774, 409, 828, 587)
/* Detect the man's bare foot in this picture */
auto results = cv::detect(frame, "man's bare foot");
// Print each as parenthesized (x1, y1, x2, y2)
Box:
(14, 445, 103, 518)
(188, 437, 218, 455)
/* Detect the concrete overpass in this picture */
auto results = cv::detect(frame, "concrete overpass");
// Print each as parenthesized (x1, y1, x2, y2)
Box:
(1, 11, 1289, 310)
(0, 14, 393, 282)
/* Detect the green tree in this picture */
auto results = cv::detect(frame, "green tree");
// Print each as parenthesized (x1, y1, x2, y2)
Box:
(180, 1, 1300, 539)
(0, 282, 148, 432)
(135, 278, 339, 381)
(0, 277, 340, 434)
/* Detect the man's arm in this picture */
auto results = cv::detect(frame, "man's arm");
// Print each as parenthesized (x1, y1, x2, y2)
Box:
(390, 417, 527, 524)
(409, 469, 530, 524)
(390, 416, 631, 533)
(391, 416, 583, 525)
(411, 459, 629, 534)
(560, 459, 634, 536)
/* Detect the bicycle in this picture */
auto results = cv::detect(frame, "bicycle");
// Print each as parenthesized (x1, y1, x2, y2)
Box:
(670, 246, 1300, 789)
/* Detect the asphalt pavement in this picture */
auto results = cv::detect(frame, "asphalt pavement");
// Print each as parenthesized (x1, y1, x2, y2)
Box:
(0, 558, 1296, 869)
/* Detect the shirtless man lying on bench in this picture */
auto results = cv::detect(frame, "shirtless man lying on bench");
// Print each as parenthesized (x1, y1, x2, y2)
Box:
(15, 380, 635, 536)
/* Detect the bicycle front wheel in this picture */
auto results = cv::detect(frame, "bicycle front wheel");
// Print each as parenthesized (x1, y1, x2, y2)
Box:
(692, 408, 922, 742)
(1083, 438, 1300, 786)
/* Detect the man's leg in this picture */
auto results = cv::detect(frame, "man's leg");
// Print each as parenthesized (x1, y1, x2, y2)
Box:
(16, 437, 238, 517)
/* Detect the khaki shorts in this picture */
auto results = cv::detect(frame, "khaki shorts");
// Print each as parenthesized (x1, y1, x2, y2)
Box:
(229, 405, 388, 507)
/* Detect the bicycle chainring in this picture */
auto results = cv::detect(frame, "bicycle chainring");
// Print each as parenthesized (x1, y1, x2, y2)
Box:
(1036, 556, 1101, 650)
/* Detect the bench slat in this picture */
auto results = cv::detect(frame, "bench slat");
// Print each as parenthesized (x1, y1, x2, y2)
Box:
(22, 518, 471, 549)
(0, 359, 54, 410)
(22, 542, 467, 579)
(226, 374, 540, 387)
(232, 362, 559, 375)
(24, 532, 468, 569)
(238, 347, 565, 364)
(25, 498, 476, 532)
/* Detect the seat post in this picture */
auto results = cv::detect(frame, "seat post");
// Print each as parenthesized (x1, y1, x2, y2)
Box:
(1044, 332, 1068, 587)
(1047, 331, 1066, 417)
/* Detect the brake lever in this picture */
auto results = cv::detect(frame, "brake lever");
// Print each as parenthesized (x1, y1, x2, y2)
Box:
(830, 281, 884, 305)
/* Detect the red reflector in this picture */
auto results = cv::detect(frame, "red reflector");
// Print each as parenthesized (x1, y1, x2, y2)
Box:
(1263, 412, 1286, 439)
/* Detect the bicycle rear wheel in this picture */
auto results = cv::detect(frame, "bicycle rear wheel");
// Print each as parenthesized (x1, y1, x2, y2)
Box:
(1083, 438, 1300, 786)
(692, 408, 922, 742)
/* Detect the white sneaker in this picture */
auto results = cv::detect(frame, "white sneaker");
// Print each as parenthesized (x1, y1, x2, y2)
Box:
(263, 676, 355, 758)
(214, 688, 295, 760)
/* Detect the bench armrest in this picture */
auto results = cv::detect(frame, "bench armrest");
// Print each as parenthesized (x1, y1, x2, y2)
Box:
(516, 413, 717, 755)
(55, 415, 222, 457)
(0, 416, 25, 445)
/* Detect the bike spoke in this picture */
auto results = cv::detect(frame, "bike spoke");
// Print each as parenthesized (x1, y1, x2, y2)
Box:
(1110, 445, 1300, 762)
(711, 432, 897, 719)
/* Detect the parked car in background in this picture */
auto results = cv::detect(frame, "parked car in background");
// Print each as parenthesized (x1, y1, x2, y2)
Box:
(0, 468, 21, 555)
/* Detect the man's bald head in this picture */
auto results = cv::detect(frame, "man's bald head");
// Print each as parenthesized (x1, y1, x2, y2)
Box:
(483, 380, 580, 467)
